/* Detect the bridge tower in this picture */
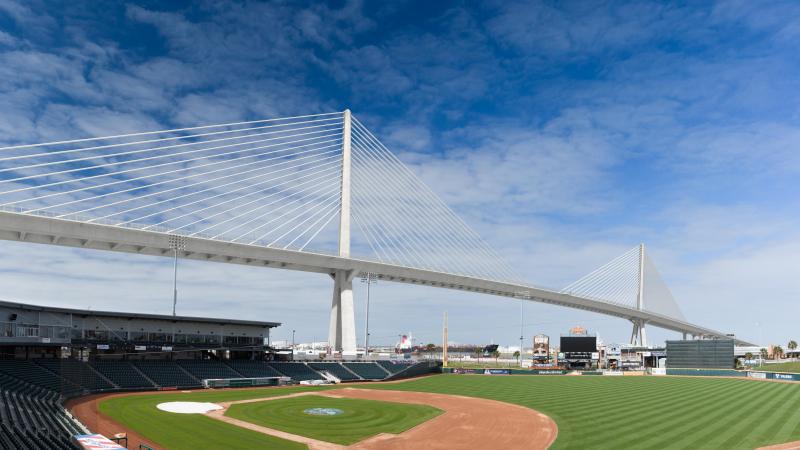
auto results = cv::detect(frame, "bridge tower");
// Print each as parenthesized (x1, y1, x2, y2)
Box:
(630, 243, 648, 346)
(328, 109, 357, 354)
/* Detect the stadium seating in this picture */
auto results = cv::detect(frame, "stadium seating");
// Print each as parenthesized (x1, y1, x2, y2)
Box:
(377, 360, 415, 374)
(386, 361, 437, 379)
(343, 362, 390, 380)
(133, 361, 200, 388)
(177, 359, 243, 380)
(0, 360, 82, 397)
(36, 359, 115, 392)
(268, 362, 324, 381)
(308, 362, 361, 381)
(0, 371, 86, 450)
(224, 360, 286, 378)
(90, 360, 156, 389)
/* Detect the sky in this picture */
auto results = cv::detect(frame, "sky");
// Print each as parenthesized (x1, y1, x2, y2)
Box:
(0, 0, 798, 348)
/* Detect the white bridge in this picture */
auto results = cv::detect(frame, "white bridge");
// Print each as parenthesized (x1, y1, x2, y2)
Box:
(0, 110, 754, 350)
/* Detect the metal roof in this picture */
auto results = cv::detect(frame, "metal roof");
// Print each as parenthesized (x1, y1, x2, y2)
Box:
(0, 299, 280, 328)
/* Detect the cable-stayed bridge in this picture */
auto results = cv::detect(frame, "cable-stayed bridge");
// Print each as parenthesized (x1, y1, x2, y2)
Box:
(0, 110, 754, 350)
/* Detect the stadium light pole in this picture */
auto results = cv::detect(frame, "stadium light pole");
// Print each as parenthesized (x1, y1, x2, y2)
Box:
(516, 291, 530, 367)
(168, 235, 186, 316)
(360, 272, 377, 358)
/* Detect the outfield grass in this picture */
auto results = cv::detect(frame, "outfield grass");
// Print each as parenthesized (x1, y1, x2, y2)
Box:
(225, 394, 441, 444)
(99, 375, 800, 450)
(755, 361, 800, 373)
(363, 375, 800, 449)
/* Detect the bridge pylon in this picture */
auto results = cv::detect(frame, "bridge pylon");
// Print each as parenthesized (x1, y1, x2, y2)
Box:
(328, 109, 357, 354)
(630, 243, 648, 346)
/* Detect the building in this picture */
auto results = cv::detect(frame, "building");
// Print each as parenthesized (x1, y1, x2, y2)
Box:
(0, 299, 280, 360)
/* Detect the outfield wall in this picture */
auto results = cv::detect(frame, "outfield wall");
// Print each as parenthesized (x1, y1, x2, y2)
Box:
(442, 366, 800, 381)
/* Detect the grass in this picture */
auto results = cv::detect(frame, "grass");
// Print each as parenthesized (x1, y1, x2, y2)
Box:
(225, 394, 441, 444)
(754, 361, 800, 373)
(99, 386, 334, 450)
(99, 375, 800, 450)
(361, 374, 800, 449)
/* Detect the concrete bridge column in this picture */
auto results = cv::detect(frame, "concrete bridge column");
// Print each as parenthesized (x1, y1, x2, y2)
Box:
(329, 270, 357, 354)
(329, 109, 357, 354)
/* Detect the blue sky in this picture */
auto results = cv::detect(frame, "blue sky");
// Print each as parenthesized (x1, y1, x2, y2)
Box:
(0, 0, 798, 347)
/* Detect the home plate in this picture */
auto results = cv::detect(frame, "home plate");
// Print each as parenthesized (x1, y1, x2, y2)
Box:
(157, 402, 223, 414)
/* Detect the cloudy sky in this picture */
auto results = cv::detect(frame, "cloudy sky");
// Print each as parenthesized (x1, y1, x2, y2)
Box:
(0, 0, 798, 348)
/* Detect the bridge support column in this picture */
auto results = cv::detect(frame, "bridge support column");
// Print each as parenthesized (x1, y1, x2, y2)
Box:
(329, 109, 356, 354)
(329, 270, 357, 353)
(630, 319, 647, 347)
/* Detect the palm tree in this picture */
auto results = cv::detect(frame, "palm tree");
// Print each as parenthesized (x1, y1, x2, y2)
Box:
(491, 350, 501, 364)
(513, 350, 521, 362)
(774, 345, 784, 360)
(788, 340, 797, 359)
(760, 348, 768, 364)
(744, 352, 753, 361)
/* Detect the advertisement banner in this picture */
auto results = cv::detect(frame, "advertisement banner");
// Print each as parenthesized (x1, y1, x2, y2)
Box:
(134, 345, 146, 351)
(770, 373, 797, 381)
(484, 369, 510, 375)
(747, 372, 767, 379)
(96, 344, 110, 350)
(73, 434, 126, 450)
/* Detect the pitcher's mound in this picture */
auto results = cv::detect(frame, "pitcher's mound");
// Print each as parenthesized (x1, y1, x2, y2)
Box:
(157, 402, 223, 414)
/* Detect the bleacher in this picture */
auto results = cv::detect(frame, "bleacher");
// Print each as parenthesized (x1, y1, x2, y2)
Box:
(269, 362, 324, 381)
(133, 361, 200, 388)
(386, 360, 438, 379)
(308, 362, 361, 381)
(0, 360, 82, 397)
(0, 372, 85, 449)
(36, 359, 115, 392)
(90, 360, 156, 389)
(377, 360, 415, 374)
(224, 360, 286, 378)
(344, 362, 390, 380)
(177, 359, 243, 380)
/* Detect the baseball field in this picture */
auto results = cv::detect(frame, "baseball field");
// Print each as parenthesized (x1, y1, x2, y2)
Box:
(85, 374, 800, 449)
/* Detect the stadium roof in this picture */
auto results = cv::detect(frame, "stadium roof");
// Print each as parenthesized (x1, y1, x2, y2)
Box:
(0, 299, 281, 328)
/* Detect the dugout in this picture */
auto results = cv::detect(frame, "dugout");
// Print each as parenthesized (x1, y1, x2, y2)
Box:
(666, 339, 734, 369)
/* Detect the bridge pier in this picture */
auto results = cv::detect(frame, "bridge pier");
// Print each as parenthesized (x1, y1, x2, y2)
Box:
(630, 319, 647, 347)
(329, 270, 357, 354)
(328, 109, 357, 355)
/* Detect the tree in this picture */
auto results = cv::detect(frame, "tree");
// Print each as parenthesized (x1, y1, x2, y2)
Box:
(760, 348, 769, 360)
(513, 350, 521, 362)
(788, 340, 797, 359)
(425, 343, 436, 352)
(491, 350, 501, 363)
(744, 352, 753, 361)
(774, 346, 784, 360)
